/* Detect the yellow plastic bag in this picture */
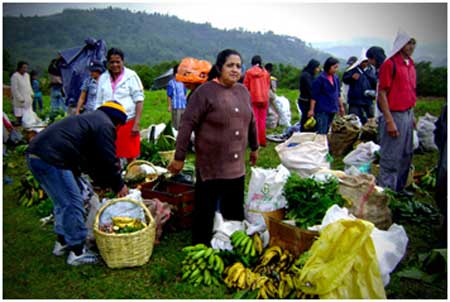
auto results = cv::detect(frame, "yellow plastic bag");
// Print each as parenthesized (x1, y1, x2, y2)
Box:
(296, 219, 386, 299)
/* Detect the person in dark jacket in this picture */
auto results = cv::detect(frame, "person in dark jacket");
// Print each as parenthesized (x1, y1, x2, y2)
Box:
(298, 59, 321, 131)
(342, 54, 378, 125)
(308, 57, 345, 134)
(26, 101, 129, 266)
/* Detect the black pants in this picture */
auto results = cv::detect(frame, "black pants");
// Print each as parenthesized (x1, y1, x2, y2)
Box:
(348, 104, 374, 125)
(192, 175, 245, 245)
(298, 99, 315, 132)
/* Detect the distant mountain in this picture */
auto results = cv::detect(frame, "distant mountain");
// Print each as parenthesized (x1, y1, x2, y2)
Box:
(3, 7, 333, 71)
(313, 38, 447, 67)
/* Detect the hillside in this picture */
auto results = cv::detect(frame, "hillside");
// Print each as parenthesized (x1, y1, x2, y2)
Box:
(3, 7, 331, 71)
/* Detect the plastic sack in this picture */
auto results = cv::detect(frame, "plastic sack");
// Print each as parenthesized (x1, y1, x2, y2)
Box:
(143, 198, 171, 244)
(417, 113, 438, 151)
(308, 204, 409, 286)
(211, 212, 269, 251)
(176, 57, 212, 84)
(412, 129, 419, 150)
(297, 219, 386, 299)
(274, 95, 291, 127)
(22, 109, 45, 129)
(275, 132, 330, 178)
(266, 103, 279, 129)
(343, 141, 380, 174)
(244, 164, 290, 225)
(140, 123, 178, 142)
(99, 189, 145, 225)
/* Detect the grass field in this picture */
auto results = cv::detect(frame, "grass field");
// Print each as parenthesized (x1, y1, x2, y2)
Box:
(2, 90, 447, 299)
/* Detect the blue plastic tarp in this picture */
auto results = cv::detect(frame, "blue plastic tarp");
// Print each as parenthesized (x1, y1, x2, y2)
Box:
(58, 38, 107, 107)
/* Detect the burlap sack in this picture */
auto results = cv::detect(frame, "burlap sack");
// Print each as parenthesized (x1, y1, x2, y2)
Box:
(360, 118, 379, 143)
(328, 115, 361, 157)
(337, 173, 392, 230)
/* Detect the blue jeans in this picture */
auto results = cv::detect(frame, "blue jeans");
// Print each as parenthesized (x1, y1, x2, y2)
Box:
(50, 87, 66, 112)
(26, 155, 86, 247)
(315, 112, 335, 134)
(33, 96, 43, 112)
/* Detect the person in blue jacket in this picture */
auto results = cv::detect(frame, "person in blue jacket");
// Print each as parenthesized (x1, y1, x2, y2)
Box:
(342, 54, 378, 125)
(308, 57, 345, 134)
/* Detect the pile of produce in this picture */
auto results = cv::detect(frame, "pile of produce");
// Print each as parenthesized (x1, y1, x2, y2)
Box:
(179, 229, 318, 299)
(283, 174, 346, 228)
(180, 243, 225, 286)
(99, 216, 146, 234)
(229, 231, 264, 266)
(18, 171, 48, 207)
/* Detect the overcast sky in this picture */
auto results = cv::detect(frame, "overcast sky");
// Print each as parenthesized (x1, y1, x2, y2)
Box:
(3, 1, 447, 49)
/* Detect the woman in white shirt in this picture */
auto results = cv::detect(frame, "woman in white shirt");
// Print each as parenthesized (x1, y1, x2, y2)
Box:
(95, 48, 145, 164)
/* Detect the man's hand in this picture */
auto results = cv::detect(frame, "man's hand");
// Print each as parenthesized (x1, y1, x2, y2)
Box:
(249, 150, 258, 166)
(352, 73, 360, 80)
(386, 119, 400, 137)
(168, 105, 172, 112)
(131, 122, 140, 136)
(168, 159, 184, 175)
(307, 109, 314, 118)
(117, 184, 129, 197)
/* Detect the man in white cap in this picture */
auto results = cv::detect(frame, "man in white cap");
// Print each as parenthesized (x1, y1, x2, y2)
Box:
(342, 49, 378, 125)
(377, 30, 417, 194)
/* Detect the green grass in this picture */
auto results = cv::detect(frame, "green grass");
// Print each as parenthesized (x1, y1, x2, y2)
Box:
(2, 91, 447, 299)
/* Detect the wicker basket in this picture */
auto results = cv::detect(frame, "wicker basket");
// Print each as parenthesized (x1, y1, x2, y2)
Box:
(93, 198, 156, 269)
(158, 150, 175, 162)
(126, 160, 159, 183)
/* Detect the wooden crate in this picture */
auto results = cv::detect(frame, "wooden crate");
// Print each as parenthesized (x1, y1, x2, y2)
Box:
(140, 180, 194, 230)
(265, 216, 318, 257)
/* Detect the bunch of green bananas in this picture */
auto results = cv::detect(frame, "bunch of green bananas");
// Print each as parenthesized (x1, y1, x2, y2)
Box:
(18, 172, 47, 207)
(304, 116, 317, 130)
(289, 250, 311, 274)
(180, 243, 224, 286)
(230, 230, 264, 260)
(421, 167, 437, 189)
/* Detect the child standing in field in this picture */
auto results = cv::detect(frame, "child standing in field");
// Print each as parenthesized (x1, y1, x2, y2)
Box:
(30, 70, 43, 112)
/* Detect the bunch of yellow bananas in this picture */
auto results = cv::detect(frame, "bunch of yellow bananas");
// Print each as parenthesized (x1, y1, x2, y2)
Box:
(180, 243, 224, 286)
(112, 216, 146, 229)
(253, 245, 294, 274)
(223, 262, 260, 290)
(230, 230, 264, 258)
(304, 116, 317, 130)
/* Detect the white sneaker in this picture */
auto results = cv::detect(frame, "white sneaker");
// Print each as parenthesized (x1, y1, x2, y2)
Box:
(52, 241, 68, 256)
(67, 247, 99, 266)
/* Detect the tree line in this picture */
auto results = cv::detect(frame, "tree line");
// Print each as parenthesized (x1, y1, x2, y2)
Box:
(3, 49, 446, 97)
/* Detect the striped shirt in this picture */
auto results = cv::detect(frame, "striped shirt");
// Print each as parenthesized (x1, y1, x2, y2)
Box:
(167, 78, 187, 110)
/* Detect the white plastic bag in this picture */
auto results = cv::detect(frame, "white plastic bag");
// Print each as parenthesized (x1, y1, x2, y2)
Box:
(417, 113, 438, 151)
(99, 189, 145, 225)
(274, 95, 291, 127)
(244, 164, 290, 225)
(343, 141, 380, 174)
(275, 132, 330, 178)
(22, 109, 44, 129)
(309, 204, 409, 286)
(412, 129, 419, 150)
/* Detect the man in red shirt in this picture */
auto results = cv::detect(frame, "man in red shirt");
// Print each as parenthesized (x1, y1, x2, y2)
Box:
(377, 30, 417, 193)
(244, 55, 271, 147)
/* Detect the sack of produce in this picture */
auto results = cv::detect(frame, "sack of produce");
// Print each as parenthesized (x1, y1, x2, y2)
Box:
(244, 164, 290, 226)
(275, 132, 330, 178)
(337, 173, 392, 230)
(328, 114, 361, 157)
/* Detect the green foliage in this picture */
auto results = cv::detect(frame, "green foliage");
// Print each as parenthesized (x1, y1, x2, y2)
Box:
(283, 174, 346, 228)
(415, 61, 447, 97)
(386, 189, 441, 224)
(36, 198, 53, 218)
(130, 61, 177, 89)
